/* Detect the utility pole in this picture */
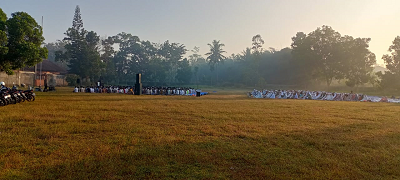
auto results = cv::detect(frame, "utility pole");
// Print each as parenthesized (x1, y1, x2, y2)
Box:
(39, 16, 43, 90)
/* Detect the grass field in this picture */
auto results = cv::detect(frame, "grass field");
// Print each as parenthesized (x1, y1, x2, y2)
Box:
(1, 87, 400, 179)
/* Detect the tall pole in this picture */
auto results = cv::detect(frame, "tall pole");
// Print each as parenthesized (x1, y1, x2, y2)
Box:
(39, 16, 43, 89)
(34, 65, 36, 86)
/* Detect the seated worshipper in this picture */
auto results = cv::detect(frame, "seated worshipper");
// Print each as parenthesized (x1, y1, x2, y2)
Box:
(388, 97, 400, 103)
(343, 93, 350, 101)
(303, 91, 311, 99)
(380, 96, 388, 102)
(285, 91, 291, 99)
(269, 92, 276, 99)
(332, 93, 343, 101)
(265, 91, 272, 98)
(317, 92, 326, 100)
(293, 92, 299, 99)
(312, 92, 321, 100)
(338, 93, 346, 101)
(320, 92, 328, 100)
(323, 93, 334, 101)
(74, 86, 79, 93)
(351, 93, 358, 101)
(357, 94, 363, 101)
(128, 88, 134, 95)
(367, 96, 381, 102)
(252, 89, 258, 97)
(287, 91, 294, 99)
(298, 91, 305, 99)
(277, 91, 282, 98)
(289, 91, 296, 99)
(360, 94, 368, 102)
(280, 91, 286, 99)
(254, 90, 262, 98)
(305, 92, 313, 100)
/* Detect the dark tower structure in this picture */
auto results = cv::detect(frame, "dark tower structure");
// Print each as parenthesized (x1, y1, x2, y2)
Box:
(134, 73, 142, 95)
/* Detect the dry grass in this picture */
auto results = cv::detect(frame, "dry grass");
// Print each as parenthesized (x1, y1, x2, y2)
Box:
(0, 87, 400, 179)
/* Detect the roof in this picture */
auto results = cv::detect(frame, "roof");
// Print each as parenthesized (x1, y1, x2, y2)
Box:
(23, 60, 68, 74)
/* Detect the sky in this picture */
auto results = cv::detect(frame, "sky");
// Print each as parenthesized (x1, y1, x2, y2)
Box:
(1, 0, 400, 65)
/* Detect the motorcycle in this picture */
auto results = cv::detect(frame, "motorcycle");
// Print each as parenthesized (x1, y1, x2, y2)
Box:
(13, 90, 27, 102)
(0, 92, 7, 106)
(0, 90, 12, 105)
(24, 90, 36, 102)
(8, 90, 20, 104)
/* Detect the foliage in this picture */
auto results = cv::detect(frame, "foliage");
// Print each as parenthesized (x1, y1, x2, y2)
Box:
(0, 8, 47, 75)
(291, 25, 375, 87)
(188, 46, 205, 65)
(251, 34, 264, 54)
(100, 36, 116, 84)
(378, 36, 400, 90)
(176, 58, 192, 84)
(46, 19, 378, 88)
(65, 74, 80, 86)
(341, 36, 376, 87)
(56, 6, 103, 82)
(45, 41, 68, 69)
(205, 40, 226, 72)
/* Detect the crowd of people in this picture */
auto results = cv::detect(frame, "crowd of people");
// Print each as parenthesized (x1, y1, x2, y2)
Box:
(73, 86, 208, 96)
(250, 89, 400, 103)
(142, 87, 209, 96)
(74, 86, 133, 94)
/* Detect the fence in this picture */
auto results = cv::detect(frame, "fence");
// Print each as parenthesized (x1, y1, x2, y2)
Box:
(0, 71, 67, 87)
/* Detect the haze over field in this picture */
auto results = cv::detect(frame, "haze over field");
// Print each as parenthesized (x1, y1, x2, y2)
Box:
(1, 0, 399, 65)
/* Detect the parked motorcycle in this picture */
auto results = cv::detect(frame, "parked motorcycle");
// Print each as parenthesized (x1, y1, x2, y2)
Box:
(24, 90, 36, 102)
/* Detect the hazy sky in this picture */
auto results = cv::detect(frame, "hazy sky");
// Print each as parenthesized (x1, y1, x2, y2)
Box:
(1, 0, 400, 65)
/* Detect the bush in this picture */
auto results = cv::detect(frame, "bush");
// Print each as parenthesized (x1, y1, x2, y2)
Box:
(65, 74, 80, 87)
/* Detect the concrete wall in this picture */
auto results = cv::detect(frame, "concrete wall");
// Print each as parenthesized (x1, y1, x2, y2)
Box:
(47, 74, 67, 86)
(0, 71, 34, 86)
(0, 71, 66, 87)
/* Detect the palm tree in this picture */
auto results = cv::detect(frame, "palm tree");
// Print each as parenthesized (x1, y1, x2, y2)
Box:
(205, 40, 226, 85)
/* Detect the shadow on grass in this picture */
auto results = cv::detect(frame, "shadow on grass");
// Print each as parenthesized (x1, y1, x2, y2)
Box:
(4, 123, 398, 179)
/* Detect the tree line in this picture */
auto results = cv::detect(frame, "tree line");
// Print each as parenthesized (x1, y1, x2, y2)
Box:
(2, 6, 400, 91)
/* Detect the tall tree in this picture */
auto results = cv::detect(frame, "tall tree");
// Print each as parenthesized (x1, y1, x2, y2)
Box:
(56, 5, 103, 83)
(378, 36, 400, 89)
(84, 31, 103, 81)
(159, 41, 187, 83)
(341, 36, 376, 87)
(0, 8, 8, 70)
(205, 40, 226, 84)
(101, 36, 116, 84)
(290, 32, 314, 85)
(252, 34, 264, 54)
(176, 58, 192, 84)
(0, 8, 47, 75)
(112, 32, 141, 83)
(188, 46, 205, 65)
(292, 26, 344, 86)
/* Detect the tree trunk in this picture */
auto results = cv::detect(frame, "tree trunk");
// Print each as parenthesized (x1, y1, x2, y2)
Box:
(326, 77, 332, 87)
(216, 63, 219, 85)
